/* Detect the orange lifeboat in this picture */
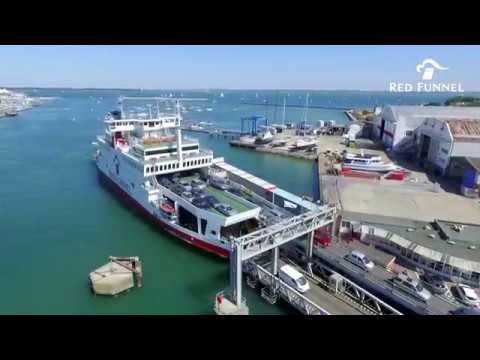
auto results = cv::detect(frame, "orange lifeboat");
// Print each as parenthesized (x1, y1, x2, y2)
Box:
(160, 203, 175, 214)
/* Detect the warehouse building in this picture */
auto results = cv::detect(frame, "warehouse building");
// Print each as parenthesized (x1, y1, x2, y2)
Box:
(373, 105, 480, 152)
(414, 118, 480, 197)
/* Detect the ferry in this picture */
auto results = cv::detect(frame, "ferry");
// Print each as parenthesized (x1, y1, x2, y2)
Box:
(343, 152, 398, 172)
(94, 97, 323, 258)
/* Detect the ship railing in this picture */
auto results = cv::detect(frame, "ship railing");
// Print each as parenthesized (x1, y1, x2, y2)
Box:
(143, 149, 213, 166)
(234, 206, 336, 261)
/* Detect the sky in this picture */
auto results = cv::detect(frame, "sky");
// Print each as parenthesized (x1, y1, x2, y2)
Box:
(1, 45, 480, 91)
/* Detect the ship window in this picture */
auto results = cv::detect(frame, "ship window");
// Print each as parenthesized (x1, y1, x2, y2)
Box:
(211, 230, 217, 235)
(155, 166, 158, 172)
(201, 219, 207, 235)
(183, 162, 186, 167)
(160, 165, 163, 171)
(146, 167, 150, 173)
(168, 164, 171, 170)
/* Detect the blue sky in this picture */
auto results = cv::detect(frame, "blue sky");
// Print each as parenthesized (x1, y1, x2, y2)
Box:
(1, 45, 479, 90)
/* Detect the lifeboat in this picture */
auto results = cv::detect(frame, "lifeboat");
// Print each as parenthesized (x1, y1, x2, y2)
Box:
(160, 202, 175, 214)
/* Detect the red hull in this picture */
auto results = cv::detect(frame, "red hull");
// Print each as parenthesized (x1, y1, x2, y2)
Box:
(97, 169, 230, 258)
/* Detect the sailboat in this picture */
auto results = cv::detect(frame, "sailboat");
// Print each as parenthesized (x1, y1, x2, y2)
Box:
(220, 91, 224, 98)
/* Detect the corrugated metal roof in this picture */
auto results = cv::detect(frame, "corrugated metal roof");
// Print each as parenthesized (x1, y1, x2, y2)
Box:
(445, 119, 480, 141)
(387, 105, 480, 122)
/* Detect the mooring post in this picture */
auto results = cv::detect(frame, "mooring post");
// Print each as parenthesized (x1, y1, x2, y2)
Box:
(229, 245, 243, 306)
(272, 247, 279, 276)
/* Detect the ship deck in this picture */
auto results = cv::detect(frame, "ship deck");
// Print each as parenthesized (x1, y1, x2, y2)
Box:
(178, 175, 253, 216)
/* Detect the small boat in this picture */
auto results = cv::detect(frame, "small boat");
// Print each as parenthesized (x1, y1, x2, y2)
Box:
(5, 110, 18, 117)
(255, 130, 273, 145)
(238, 136, 256, 145)
(271, 139, 287, 147)
(290, 138, 316, 151)
(342, 152, 398, 172)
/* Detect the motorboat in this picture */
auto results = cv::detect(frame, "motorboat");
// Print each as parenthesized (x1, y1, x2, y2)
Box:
(290, 138, 316, 151)
(255, 130, 273, 145)
(271, 139, 287, 147)
(343, 152, 399, 172)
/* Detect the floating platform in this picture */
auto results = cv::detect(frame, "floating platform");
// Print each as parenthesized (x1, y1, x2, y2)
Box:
(89, 256, 143, 296)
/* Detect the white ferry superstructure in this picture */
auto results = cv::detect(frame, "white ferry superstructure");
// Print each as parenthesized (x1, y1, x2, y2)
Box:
(94, 97, 322, 258)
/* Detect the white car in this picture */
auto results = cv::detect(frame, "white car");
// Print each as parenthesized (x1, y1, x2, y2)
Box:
(344, 250, 375, 271)
(392, 274, 432, 302)
(454, 284, 480, 307)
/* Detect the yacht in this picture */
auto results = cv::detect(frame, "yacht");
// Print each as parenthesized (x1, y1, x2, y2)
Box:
(343, 152, 398, 172)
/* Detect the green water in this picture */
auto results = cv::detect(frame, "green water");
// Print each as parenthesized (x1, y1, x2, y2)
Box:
(1, 88, 460, 314)
(0, 89, 317, 314)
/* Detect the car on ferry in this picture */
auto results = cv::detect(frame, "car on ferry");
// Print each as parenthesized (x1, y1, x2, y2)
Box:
(392, 274, 432, 302)
(214, 203, 237, 217)
(344, 250, 375, 271)
(191, 178, 206, 190)
(279, 265, 310, 293)
(452, 284, 480, 307)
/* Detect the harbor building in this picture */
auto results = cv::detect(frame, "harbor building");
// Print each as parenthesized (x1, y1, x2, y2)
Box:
(415, 117, 480, 181)
(332, 177, 480, 286)
(352, 216, 480, 287)
(373, 105, 480, 152)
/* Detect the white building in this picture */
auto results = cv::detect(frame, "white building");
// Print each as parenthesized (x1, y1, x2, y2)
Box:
(416, 117, 480, 179)
(373, 105, 480, 152)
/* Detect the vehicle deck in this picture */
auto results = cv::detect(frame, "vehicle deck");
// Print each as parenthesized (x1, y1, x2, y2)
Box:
(205, 186, 251, 214)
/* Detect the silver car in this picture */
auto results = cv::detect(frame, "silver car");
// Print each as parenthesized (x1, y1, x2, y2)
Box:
(422, 273, 449, 295)
(392, 274, 432, 302)
(453, 284, 480, 307)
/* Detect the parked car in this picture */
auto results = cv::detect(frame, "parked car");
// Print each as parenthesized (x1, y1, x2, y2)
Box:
(192, 188, 207, 197)
(177, 180, 192, 192)
(205, 195, 220, 207)
(421, 273, 449, 295)
(210, 177, 232, 191)
(392, 274, 432, 302)
(452, 284, 480, 307)
(344, 250, 375, 271)
(449, 307, 480, 315)
(191, 178, 206, 190)
(192, 197, 210, 209)
(214, 203, 237, 216)
(160, 177, 174, 188)
(171, 184, 185, 195)
(279, 265, 310, 293)
(181, 191, 195, 202)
